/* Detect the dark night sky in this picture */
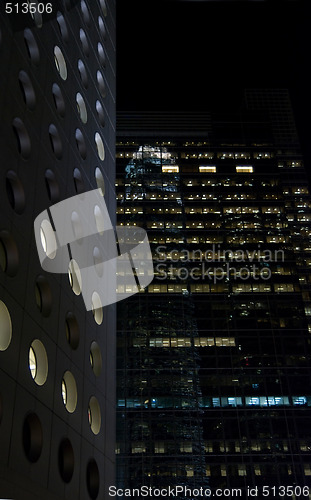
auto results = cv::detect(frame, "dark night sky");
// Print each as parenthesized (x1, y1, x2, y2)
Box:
(117, 0, 310, 164)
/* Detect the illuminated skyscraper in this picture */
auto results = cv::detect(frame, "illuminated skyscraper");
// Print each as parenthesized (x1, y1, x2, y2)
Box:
(116, 91, 311, 495)
(0, 2, 116, 499)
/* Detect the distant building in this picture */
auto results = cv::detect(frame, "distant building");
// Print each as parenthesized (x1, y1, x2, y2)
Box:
(116, 91, 311, 495)
(0, 1, 116, 499)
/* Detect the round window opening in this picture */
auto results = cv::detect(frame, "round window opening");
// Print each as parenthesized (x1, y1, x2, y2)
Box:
(28, 0, 43, 28)
(12, 117, 31, 159)
(78, 59, 88, 88)
(58, 438, 74, 483)
(65, 312, 80, 350)
(76, 92, 87, 124)
(96, 71, 106, 98)
(29, 339, 48, 386)
(93, 246, 103, 277)
(61, 371, 77, 413)
(90, 341, 102, 377)
(23, 413, 43, 463)
(91, 292, 103, 325)
(52, 83, 66, 117)
(6, 170, 26, 214)
(35, 275, 53, 317)
(18, 70, 36, 110)
(95, 167, 105, 196)
(87, 459, 100, 499)
(0, 300, 12, 351)
(94, 205, 105, 234)
(95, 132, 105, 161)
(45, 169, 60, 202)
(95, 100, 105, 127)
(88, 396, 101, 435)
(68, 259, 82, 295)
(40, 219, 57, 259)
(54, 46, 67, 80)
(0, 230, 19, 277)
(24, 28, 40, 64)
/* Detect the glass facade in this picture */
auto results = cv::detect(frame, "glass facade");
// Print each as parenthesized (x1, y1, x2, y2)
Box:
(116, 93, 311, 496)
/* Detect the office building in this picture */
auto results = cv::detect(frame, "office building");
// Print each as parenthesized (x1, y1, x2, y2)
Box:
(116, 91, 311, 495)
(0, 1, 116, 499)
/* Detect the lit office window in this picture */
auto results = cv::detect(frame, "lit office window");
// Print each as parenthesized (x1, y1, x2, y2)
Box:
(162, 165, 179, 173)
(236, 166, 253, 173)
(238, 465, 247, 476)
(292, 396, 307, 405)
(221, 465, 227, 477)
(186, 466, 194, 477)
(155, 442, 165, 453)
(199, 166, 216, 173)
(132, 442, 146, 453)
(180, 443, 192, 453)
(304, 465, 311, 476)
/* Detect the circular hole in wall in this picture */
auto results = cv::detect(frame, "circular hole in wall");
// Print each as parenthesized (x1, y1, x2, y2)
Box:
(95, 167, 105, 196)
(99, 0, 107, 16)
(65, 312, 80, 350)
(6, 170, 26, 214)
(94, 205, 104, 234)
(56, 11, 69, 42)
(80, 0, 90, 25)
(54, 46, 67, 80)
(97, 42, 106, 66)
(94, 132, 105, 161)
(61, 371, 77, 413)
(12, 118, 31, 159)
(98, 16, 106, 39)
(93, 246, 103, 277)
(0, 300, 12, 351)
(75, 128, 87, 159)
(35, 275, 53, 317)
(49, 124, 63, 159)
(68, 259, 82, 295)
(78, 59, 88, 88)
(45, 169, 60, 202)
(76, 92, 87, 124)
(86, 459, 100, 499)
(40, 219, 57, 259)
(88, 396, 101, 435)
(73, 167, 85, 194)
(0, 230, 19, 277)
(95, 100, 105, 127)
(58, 438, 74, 483)
(28, 0, 43, 28)
(18, 70, 36, 110)
(96, 71, 106, 98)
(29, 339, 48, 386)
(91, 292, 103, 325)
(52, 83, 66, 117)
(71, 211, 84, 241)
(79, 28, 89, 56)
(23, 413, 43, 463)
(90, 341, 102, 377)
(24, 28, 40, 64)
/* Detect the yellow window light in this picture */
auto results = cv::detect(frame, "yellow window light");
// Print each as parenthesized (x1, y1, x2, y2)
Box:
(236, 165, 253, 173)
(199, 165, 216, 173)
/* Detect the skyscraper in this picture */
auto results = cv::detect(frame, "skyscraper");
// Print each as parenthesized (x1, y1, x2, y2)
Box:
(116, 91, 311, 496)
(0, 1, 116, 499)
